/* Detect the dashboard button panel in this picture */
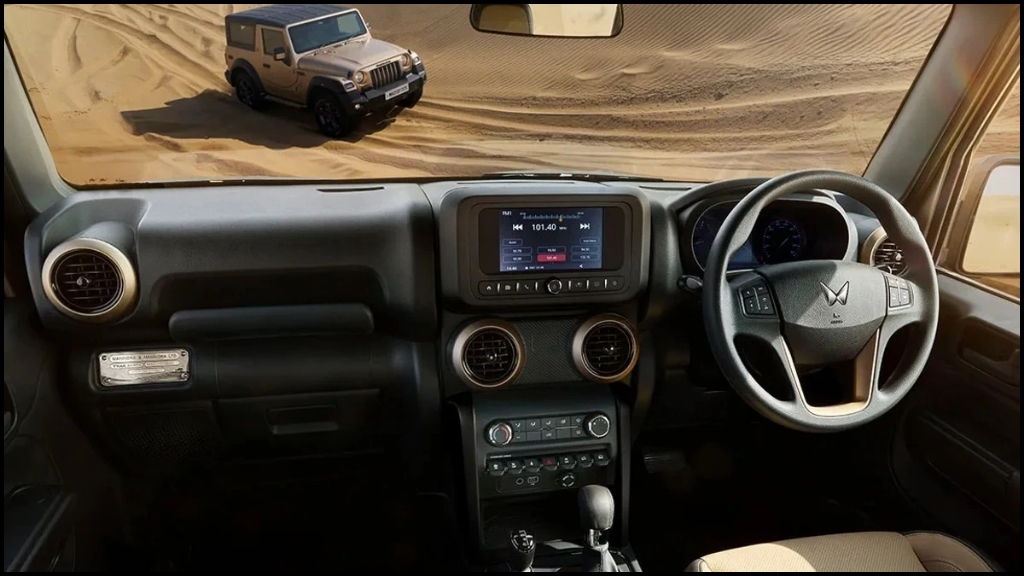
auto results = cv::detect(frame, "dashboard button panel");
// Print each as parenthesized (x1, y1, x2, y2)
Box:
(485, 448, 613, 495)
(485, 413, 611, 445)
(478, 276, 625, 298)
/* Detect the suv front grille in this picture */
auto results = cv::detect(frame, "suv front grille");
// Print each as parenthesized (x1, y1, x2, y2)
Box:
(369, 60, 402, 88)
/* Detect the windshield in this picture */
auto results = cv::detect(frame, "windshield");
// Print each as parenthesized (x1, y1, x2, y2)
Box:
(4, 4, 957, 187)
(289, 11, 368, 54)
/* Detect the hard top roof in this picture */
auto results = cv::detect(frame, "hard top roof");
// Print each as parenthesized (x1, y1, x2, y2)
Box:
(225, 4, 354, 28)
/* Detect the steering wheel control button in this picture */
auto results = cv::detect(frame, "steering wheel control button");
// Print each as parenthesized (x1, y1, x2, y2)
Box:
(487, 422, 515, 447)
(479, 282, 498, 296)
(488, 460, 507, 476)
(739, 281, 776, 316)
(585, 414, 611, 438)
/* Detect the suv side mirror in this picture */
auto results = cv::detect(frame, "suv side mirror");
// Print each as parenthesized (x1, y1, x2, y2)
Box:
(273, 47, 288, 63)
(945, 154, 1020, 285)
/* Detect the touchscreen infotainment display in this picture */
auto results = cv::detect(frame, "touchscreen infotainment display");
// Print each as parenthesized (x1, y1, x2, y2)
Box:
(498, 208, 604, 273)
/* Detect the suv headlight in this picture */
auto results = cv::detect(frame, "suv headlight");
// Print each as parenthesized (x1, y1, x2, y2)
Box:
(353, 71, 366, 84)
(399, 54, 411, 69)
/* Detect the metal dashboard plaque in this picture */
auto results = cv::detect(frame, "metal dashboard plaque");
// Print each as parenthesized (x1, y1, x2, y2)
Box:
(98, 349, 190, 387)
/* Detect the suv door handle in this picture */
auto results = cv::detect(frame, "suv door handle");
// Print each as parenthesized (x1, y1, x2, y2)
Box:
(262, 63, 271, 69)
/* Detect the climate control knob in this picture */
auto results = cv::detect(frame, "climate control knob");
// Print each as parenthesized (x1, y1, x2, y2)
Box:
(584, 414, 611, 439)
(486, 422, 515, 447)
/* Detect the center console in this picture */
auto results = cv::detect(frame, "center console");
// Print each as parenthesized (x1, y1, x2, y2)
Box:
(435, 185, 650, 570)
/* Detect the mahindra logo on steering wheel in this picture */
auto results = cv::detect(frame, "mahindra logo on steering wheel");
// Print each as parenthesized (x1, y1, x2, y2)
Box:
(820, 281, 850, 306)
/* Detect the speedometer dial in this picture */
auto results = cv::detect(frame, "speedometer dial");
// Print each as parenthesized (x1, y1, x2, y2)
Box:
(760, 218, 806, 264)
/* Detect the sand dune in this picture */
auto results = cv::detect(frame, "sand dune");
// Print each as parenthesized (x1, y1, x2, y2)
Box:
(6, 3, 1000, 186)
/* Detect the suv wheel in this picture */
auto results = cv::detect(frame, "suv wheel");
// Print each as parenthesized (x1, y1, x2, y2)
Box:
(400, 87, 423, 108)
(234, 71, 264, 109)
(312, 93, 355, 138)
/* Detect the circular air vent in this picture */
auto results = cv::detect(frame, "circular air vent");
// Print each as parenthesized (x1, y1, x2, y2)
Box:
(451, 319, 525, 390)
(862, 228, 908, 276)
(572, 314, 639, 384)
(41, 238, 137, 323)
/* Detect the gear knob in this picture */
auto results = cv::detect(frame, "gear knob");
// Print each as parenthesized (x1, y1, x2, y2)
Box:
(578, 485, 615, 532)
(507, 529, 536, 571)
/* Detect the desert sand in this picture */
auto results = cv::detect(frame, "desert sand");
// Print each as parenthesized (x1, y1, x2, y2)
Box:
(9, 3, 1011, 186)
(4, 4, 1019, 291)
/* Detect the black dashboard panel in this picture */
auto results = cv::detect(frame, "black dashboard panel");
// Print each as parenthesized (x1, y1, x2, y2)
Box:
(436, 185, 650, 308)
(16, 176, 888, 482)
(24, 185, 438, 341)
(677, 194, 856, 274)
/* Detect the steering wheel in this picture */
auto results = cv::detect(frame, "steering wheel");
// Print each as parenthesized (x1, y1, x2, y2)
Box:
(703, 170, 939, 432)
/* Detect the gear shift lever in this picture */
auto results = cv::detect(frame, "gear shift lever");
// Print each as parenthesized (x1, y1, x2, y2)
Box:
(578, 485, 617, 572)
(507, 529, 536, 571)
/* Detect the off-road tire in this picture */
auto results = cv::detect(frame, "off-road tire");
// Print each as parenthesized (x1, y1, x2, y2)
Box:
(400, 86, 423, 108)
(311, 92, 356, 138)
(233, 70, 265, 110)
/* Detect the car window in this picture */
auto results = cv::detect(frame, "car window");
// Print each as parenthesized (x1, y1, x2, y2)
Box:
(3, 4, 955, 187)
(290, 12, 368, 54)
(227, 22, 256, 50)
(956, 79, 1020, 299)
(262, 28, 286, 56)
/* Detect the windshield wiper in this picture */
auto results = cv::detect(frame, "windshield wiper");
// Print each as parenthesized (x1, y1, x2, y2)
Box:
(482, 170, 661, 182)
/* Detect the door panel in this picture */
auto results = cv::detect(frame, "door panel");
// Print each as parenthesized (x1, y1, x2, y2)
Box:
(893, 273, 1020, 570)
(4, 299, 121, 571)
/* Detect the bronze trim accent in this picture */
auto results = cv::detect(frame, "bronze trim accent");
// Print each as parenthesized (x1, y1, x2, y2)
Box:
(41, 238, 137, 324)
(572, 313, 639, 384)
(782, 330, 879, 417)
(450, 318, 525, 390)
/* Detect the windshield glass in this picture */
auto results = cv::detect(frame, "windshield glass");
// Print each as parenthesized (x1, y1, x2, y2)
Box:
(289, 11, 368, 54)
(5, 4, 957, 186)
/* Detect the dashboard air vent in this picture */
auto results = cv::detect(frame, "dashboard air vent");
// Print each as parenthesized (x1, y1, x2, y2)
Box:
(41, 238, 138, 323)
(52, 251, 122, 313)
(451, 320, 525, 390)
(872, 237, 908, 276)
(573, 314, 639, 384)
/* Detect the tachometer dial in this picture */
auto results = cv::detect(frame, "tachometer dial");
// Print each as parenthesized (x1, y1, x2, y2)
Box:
(691, 212, 723, 269)
(760, 218, 806, 264)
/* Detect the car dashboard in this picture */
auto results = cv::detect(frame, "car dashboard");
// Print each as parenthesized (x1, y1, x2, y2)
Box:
(21, 176, 904, 556)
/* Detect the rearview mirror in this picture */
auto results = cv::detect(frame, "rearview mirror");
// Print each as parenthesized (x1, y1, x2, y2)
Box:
(470, 4, 623, 38)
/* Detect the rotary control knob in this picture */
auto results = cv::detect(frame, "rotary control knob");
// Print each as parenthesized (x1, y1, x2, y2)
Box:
(557, 472, 577, 488)
(486, 422, 514, 447)
(584, 414, 611, 439)
(545, 278, 563, 295)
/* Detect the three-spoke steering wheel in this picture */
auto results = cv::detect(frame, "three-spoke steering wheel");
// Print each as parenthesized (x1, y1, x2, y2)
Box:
(703, 170, 939, 432)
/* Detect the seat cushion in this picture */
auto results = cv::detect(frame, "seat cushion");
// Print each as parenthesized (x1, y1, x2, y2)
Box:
(685, 531, 998, 572)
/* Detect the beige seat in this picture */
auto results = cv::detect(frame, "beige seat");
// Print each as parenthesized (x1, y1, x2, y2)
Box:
(686, 531, 999, 572)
